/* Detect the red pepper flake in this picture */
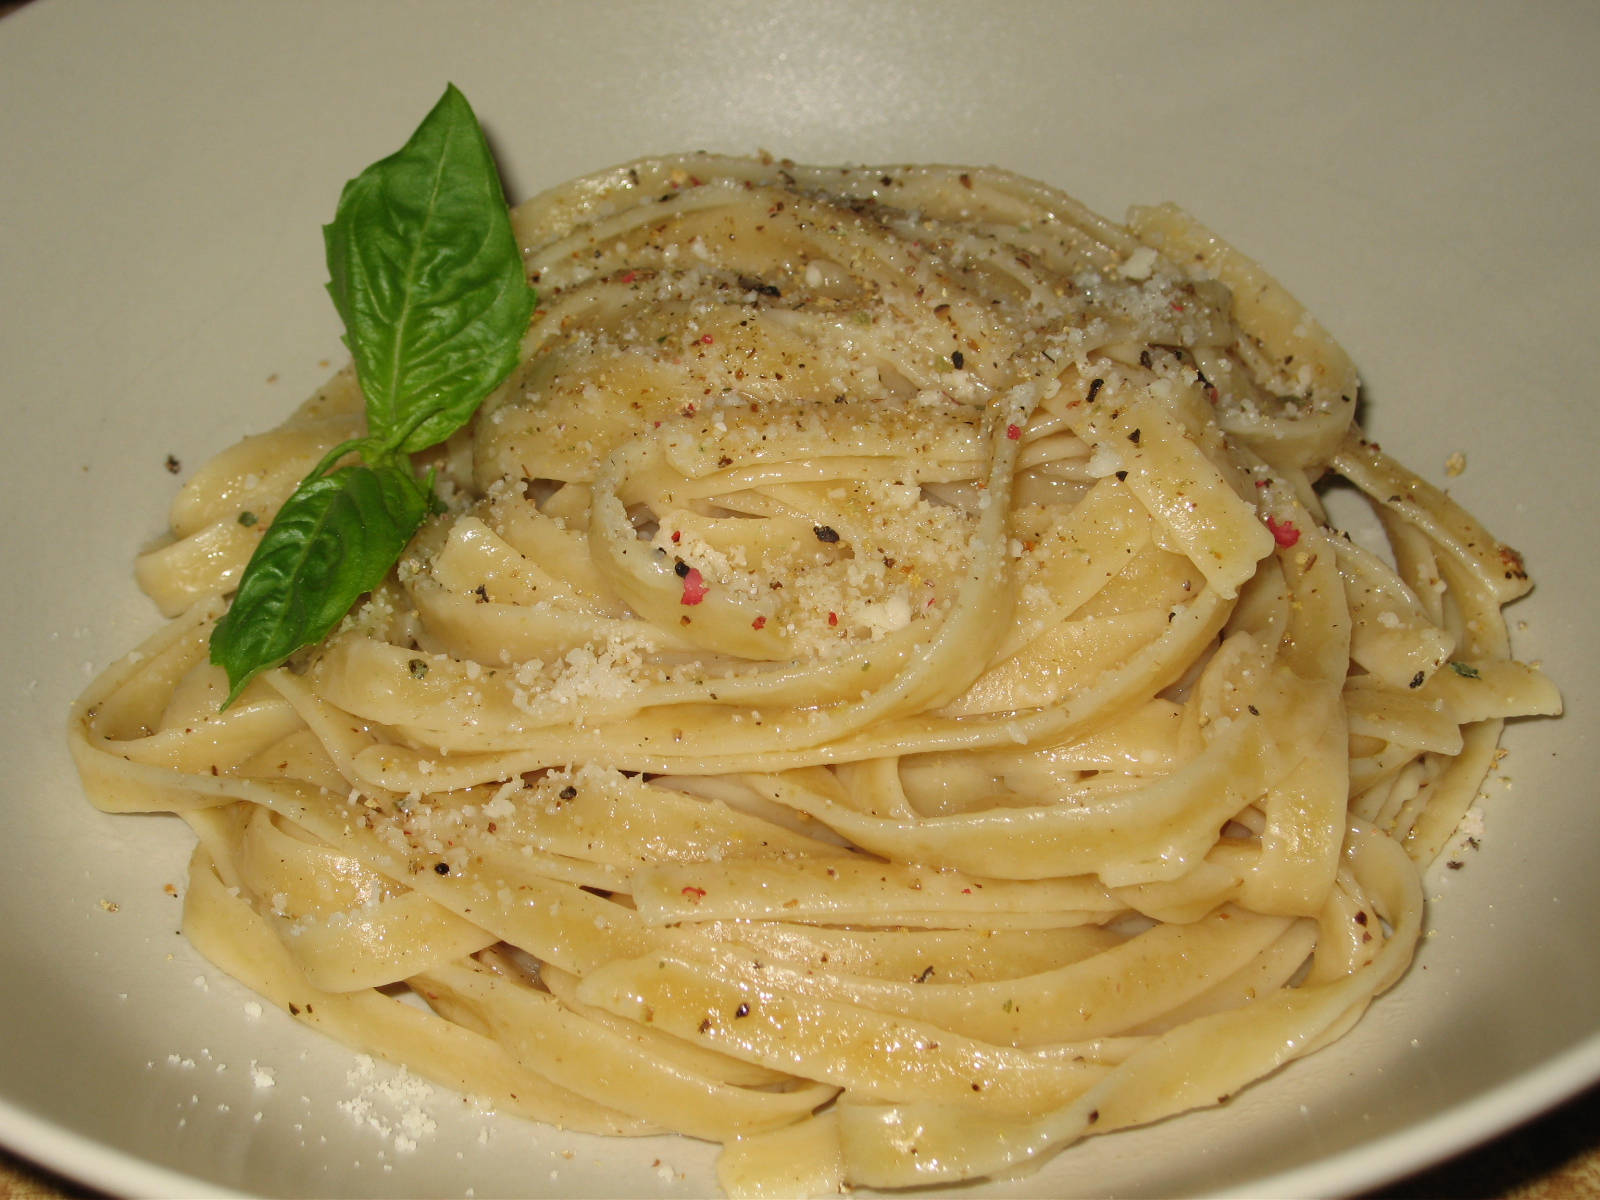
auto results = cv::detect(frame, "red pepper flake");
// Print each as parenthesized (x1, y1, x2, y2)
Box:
(1206, 386, 1219, 403)
(1170, 301, 1186, 312)
(681, 567, 708, 605)
(1005, 423, 1022, 440)
(751, 615, 767, 630)
(1498, 544, 1528, 580)
(1254, 479, 1271, 489)
(681, 886, 707, 901)
(827, 611, 839, 626)
(1265, 515, 1301, 548)
(670, 529, 682, 543)
(698, 334, 714, 345)
(619, 270, 638, 284)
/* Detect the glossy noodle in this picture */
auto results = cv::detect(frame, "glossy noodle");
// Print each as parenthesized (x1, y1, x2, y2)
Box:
(70, 156, 1560, 1194)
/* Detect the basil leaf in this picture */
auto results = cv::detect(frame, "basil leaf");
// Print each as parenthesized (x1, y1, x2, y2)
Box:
(210, 461, 430, 706)
(211, 85, 528, 710)
(324, 83, 536, 454)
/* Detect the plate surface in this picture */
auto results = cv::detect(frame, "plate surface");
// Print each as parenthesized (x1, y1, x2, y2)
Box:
(2, 2, 1596, 1196)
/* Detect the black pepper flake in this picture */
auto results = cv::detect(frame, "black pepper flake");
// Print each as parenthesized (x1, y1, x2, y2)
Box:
(1114, 470, 1128, 482)
(1408, 670, 1426, 689)
(434, 862, 450, 875)
(1354, 911, 1368, 926)
(559, 785, 578, 800)
(1128, 428, 1142, 445)
(1086, 377, 1104, 403)
(813, 525, 841, 543)
(1139, 349, 1153, 368)
(408, 658, 429, 679)
(951, 350, 965, 369)
(164, 454, 181, 474)
(288, 1003, 301, 1015)
(734, 1002, 751, 1018)
(1087, 1109, 1100, 1125)
(673, 559, 691, 577)
(1247, 704, 1259, 716)
(474, 584, 489, 603)
(916, 966, 935, 983)
(737, 275, 781, 298)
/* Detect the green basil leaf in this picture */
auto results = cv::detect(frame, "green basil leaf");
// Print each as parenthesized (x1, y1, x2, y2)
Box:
(212, 85, 527, 711)
(210, 460, 430, 706)
(324, 83, 536, 455)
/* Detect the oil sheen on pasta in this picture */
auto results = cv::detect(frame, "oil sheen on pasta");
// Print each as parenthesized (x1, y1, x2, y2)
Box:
(71, 156, 1560, 1195)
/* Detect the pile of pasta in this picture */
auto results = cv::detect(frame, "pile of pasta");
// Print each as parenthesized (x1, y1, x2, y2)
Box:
(71, 156, 1560, 1194)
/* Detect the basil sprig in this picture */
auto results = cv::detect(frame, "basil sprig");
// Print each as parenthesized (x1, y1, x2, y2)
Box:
(210, 85, 536, 707)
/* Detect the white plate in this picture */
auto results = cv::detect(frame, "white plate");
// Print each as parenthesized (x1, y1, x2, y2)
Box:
(3, 2, 1596, 1196)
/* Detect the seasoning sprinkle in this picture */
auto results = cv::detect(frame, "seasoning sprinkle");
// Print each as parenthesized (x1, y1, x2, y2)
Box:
(1265, 516, 1301, 548)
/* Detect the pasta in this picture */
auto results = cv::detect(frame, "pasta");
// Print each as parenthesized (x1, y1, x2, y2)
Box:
(70, 154, 1561, 1195)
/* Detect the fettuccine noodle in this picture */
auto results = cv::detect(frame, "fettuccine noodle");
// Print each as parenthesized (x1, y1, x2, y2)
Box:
(70, 156, 1560, 1194)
